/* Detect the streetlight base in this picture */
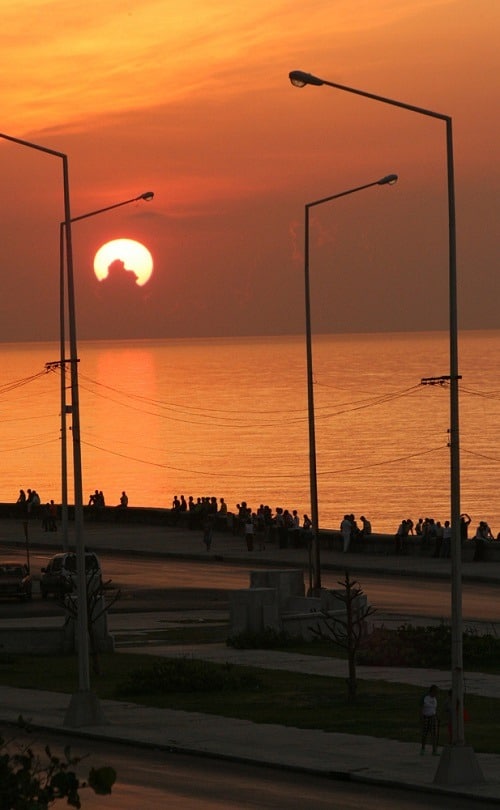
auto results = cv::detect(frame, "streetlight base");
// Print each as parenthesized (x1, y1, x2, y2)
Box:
(64, 690, 106, 728)
(433, 744, 485, 786)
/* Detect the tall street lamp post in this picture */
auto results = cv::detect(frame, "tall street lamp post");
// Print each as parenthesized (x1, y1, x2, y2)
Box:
(304, 175, 398, 594)
(289, 70, 483, 785)
(0, 132, 99, 726)
(58, 192, 154, 551)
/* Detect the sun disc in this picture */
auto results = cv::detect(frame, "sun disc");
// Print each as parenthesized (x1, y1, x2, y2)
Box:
(93, 238, 153, 286)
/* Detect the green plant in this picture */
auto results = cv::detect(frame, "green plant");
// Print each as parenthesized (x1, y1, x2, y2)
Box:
(115, 657, 262, 696)
(358, 624, 500, 669)
(0, 717, 115, 810)
(227, 627, 301, 649)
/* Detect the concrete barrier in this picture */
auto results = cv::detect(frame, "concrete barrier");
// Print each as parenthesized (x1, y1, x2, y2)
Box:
(0, 625, 70, 655)
(229, 569, 370, 642)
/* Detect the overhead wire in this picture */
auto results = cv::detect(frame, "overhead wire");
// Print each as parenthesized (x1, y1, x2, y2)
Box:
(73, 367, 425, 428)
(0, 364, 455, 484)
(0, 369, 48, 395)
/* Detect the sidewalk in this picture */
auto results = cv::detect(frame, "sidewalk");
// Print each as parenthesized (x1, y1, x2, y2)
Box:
(2, 515, 500, 585)
(1, 517, 500, 800)
(1, 677, 500, 801)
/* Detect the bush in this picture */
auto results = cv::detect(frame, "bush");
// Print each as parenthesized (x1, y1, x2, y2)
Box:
(0, 718, 115, 810)
(115, 657, 261, 696)
(227, 628, 300, 650)
(358, 624, 500, 669)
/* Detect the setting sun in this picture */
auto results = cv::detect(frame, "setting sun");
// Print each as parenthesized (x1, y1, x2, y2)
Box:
(93, 238, 154, 287)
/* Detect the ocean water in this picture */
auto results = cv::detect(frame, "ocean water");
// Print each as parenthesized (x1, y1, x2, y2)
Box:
(1, 331, 499, 534)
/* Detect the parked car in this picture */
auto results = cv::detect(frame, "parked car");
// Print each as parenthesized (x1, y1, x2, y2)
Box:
(40, 552, 102, 599)
(0, 562, 32, 600)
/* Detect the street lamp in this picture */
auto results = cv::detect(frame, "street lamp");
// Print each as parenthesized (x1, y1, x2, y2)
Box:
(0, 132, 100, 726)
(304, 175, 397, 595)
(289, 69, 483, 784)
(58, 191, 155, 551)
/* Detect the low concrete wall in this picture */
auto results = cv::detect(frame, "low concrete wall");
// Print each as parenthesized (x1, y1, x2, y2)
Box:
(229, 588, 280, 636)
(318, 529, 500, 561)
(249, 570, 305, 607)
(229, 569, 370, 642)
(0, 626, 71, 655)
(0, 599, 115, 656)
(0, 624, 115, 655)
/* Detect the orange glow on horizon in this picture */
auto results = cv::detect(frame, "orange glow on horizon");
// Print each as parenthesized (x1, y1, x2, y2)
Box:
(0, 0, 498, 342)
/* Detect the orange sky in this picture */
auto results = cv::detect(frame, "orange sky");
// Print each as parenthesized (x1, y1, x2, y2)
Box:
(0, 0, 498, 341)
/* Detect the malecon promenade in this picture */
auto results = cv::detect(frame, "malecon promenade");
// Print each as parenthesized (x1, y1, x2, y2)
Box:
(2, 507, 500, 801)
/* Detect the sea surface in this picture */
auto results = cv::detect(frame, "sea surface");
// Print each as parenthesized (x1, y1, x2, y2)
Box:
(1, 331, 499, 535)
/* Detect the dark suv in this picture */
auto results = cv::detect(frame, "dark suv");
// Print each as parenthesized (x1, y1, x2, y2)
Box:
(40, 552, 101, 598)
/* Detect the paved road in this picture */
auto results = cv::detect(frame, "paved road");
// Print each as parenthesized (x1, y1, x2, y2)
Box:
(13, 729, 498, 810)
(2, 548, 499, 629)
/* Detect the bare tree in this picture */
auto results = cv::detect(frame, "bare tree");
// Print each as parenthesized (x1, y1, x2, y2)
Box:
(311, 571, 376, 702)
(61, 572, 121, 675)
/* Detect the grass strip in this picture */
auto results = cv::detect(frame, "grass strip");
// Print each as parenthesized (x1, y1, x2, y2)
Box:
(0, 652, 498, 754)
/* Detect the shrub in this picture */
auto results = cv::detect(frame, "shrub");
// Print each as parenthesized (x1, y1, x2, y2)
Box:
(358, 624, 500, 669)
(115, 657, 261, 696)
(227, 628, 300, 650)
(0, 718, 115, 810)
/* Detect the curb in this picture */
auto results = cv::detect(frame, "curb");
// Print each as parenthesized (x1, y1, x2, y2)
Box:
(1, 716, 494, 803)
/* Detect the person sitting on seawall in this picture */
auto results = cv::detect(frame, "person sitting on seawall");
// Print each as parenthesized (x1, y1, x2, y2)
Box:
(359, 515, 372, 540)
(16, 489, 27, 518)
(473, 520, 493, 561)
(113, 491, 128, 521)
(217, 497, 228, 530)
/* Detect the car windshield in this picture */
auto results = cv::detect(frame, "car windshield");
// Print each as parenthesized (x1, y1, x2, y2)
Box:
(64, 555, 99, 573)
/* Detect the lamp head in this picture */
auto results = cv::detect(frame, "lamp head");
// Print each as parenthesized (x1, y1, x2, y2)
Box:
(289, 70, 324, 88)
(140, 191, 154, 201)
(377, 174, 398, 186)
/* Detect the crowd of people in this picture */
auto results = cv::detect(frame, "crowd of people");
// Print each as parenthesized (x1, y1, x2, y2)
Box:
(14, 485, 500, 563)
(172, 496, 500, 560)
(170, 495, 313, 551)
(16, 488, 58, 533)
(14, 487, 129, 529)
(339, 514, 372, 552)
(394, 513, 499, 560)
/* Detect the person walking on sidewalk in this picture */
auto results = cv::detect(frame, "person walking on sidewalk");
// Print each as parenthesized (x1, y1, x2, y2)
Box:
(420, 684, 439, 755)
(202, 513, 214, 552)
(245, 513, 255, 551)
